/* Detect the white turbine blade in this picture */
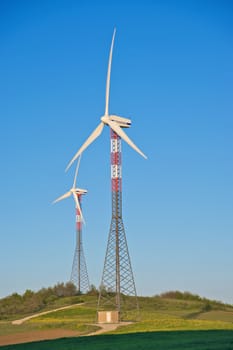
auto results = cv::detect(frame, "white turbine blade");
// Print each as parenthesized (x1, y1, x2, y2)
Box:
(72, 192, 81, 213)
(107, 119, 147, 159)
(72, 154, 82, 188)
(53, 191, 72, 204)
(72, 193, 85, 224)
(66, 122, 104, 171)
(105, 28, 116, 116)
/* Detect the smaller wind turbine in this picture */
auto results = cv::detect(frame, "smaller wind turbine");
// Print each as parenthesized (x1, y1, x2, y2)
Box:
(53, 155, 90, 293)
(53, 155, 86, 223)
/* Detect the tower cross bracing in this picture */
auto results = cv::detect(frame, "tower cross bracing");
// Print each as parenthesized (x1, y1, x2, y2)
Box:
(70, 194, 90, 293)
(97, 129, 139, 317)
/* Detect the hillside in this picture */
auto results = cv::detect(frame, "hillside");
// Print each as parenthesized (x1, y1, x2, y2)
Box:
(0, 282, 89, 321)
(0, 285, 233, 346)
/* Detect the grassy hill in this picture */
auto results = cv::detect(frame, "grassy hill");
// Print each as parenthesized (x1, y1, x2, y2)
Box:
(0, 287, 233, 348)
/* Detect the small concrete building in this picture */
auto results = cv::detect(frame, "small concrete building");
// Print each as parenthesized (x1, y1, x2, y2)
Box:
(98, 311, 119, 323)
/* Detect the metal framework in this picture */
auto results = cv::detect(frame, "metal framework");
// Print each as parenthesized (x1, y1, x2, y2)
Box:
(70, 194, 90, 293)
(97, 129, 139, 319)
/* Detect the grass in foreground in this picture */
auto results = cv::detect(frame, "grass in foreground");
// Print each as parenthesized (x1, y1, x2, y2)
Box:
(1, 330, 233, 350)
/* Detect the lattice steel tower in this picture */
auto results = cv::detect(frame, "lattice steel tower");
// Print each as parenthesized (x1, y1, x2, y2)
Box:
(97, 129, 139, 319)
(53, 156, 90, 294)
(70, 194, 90, 293)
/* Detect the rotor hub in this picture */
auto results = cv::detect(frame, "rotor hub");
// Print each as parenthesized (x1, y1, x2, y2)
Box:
(101, 115, 109, 124)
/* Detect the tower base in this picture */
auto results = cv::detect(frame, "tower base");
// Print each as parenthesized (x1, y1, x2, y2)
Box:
(97, 217, 139, 321)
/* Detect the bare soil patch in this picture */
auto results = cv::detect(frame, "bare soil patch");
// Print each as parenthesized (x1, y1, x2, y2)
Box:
(1, 302, 132, 347)
(0, 329, 79, 346)
(0, 322, 131, 346)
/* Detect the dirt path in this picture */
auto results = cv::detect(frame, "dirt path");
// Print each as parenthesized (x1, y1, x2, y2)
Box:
(12, 303, 83, 325)
(86, 322, 132, 336)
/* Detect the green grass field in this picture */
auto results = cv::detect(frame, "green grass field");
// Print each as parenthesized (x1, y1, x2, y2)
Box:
(1, 330, 233, 350)
(1, 294, 233, 349)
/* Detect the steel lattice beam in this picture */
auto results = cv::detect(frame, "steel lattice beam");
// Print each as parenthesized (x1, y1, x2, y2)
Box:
(98, 129, 139, 320)
(70, 195, 90, 293)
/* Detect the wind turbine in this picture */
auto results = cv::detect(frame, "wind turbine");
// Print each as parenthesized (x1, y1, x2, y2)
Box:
(66, 29, 147, 320)
(53, 155, 90, 293)
(66, 28, 146, 172)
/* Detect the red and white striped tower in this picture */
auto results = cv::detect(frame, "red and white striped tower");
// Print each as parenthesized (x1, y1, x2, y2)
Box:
(70, 193, 90, 293)
(97, 129, 139, 318)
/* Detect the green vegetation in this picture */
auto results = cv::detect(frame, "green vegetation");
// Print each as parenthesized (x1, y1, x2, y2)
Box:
(1, 330, 233, 350)
(26, 303, 99, 333)
(1, 287, 231, 323)
(157, 290, 228, 311)
(0, 288, 233, 348)
(197, 310, 233, 322)
(0, 282, 86, 321)
(110, 294, 233, 335)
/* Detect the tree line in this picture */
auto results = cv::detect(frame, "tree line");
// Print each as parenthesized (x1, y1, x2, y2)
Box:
(155, 290, 230, 310)
(0, 282, 81, 320)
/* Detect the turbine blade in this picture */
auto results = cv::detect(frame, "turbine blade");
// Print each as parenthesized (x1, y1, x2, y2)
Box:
(72, 193, 85, 224)
(72, 154, 82, 188)
(107, 120, 147, 159)
(66, 122, 104, 171)
(105, 28, 116, 116)
(53, 191, 72, 204)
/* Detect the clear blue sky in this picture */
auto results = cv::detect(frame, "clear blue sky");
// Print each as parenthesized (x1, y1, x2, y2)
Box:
(0, 0, 233, 304)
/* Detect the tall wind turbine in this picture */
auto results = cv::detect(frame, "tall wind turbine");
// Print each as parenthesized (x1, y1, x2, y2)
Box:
(53, 156, 90, 293)
(66, 29, 147, 319)
(66, 29, 146, 171)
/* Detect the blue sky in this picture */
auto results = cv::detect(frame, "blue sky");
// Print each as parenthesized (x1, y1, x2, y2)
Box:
(0, 0, 233, 304)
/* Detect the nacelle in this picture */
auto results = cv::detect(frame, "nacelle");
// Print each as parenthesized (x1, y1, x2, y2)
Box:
(75, 188, 88, 195)
(109, 115, 131, 128)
